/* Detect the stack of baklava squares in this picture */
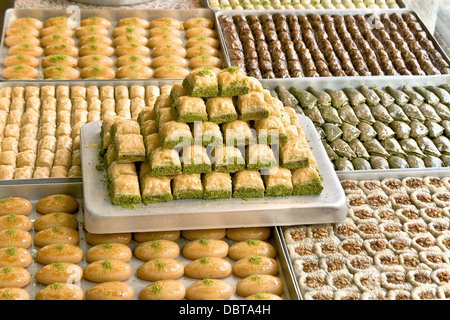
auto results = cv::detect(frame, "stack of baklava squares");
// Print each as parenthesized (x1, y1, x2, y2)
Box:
(100, 66, 323, 207)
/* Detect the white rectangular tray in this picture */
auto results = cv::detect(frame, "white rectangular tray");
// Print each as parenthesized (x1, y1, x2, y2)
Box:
(80, 115, 347, 234)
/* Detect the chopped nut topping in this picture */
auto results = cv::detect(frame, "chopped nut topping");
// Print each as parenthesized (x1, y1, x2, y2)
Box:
(407, 223, 427, 234)
(337, 225, 356, 237)
(419, 292, 437, 299)
(416, 194, 432, 203)
(390, 240, 407, 250)
(364, 182, 379, 191)
(377, 209, 395, 220)
(436, 271, 450, 283)
(442, 238, 450, 249)
(333, 276, 351, 289)
(302, 261, 319, 273)
(426, 253, 444, 264)
(290, 230, 306, 241)
(313, 293, 333, 300)
(370, 239, 387, 251)
(386, 273, 405, 284)
(386, 180, 401, 190)
(436, 193, 450, 202)
(353, 209, 372, 219)
(295, 246, 312, 256)
(321, 243, 338, 254)
(312, 228, 329, 239)
(350, 198, 366, 207)
(401, 209, 419, 220)
(305, 275, 326, 288)
(358, 224, 380, 235)
(395, 294, 409, 300)
(394, 195, 412, 205)
(351, 257, 370, 270)
(342, 242, 362, 255)
(416, 237, 434, 248)
(403, 256, 419, 268)
(432, 223, 448, 232)
(424, 207, 442, 218)
(384, 224, 401, 233)
(342, 295, 359, 300)
(327, 260, 343, 272)
(341, 180, 359, 190)
(414, 272, 432, 284)
(429, 178, 444, 187)
(368, 194, 388, 207)
(405, 178, 423, 188)
(379, 255, 399, 266)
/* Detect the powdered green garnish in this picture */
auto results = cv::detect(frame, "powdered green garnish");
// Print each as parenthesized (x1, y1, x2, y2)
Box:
(249, 256, 262, 265)
(199, 238, 209, 246)
(155, 260, 165, 270)
(152, 284, 163, 293)
(200, 257, 210, 264)
(53, 262, 65, 271)
(103, 243, 113, 249)
(247, 239, 260, 246)
(150, 241, 162, 250)
(102, 260, 113, 269)
(7, 214, 16, 221)
(0, 197, 12, 203)
(51, 283, 62, 290)
(5, 247, 15, 256)
(203, 278, 214, 286)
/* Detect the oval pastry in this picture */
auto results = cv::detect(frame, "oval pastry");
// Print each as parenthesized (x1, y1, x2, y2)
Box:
(151, 55, 187, 69)
(36, 194, 79, 215)
(115, 44, 150, 57)
(185, 278, 232, 300)
(35, 283, 83, 300)
(153, 65, 189, 79)
(36, 243, 83, 265)
(10, 17, 43, 30)
(0, 229, 31, 248)
(81, 16, 112, 29)
(40, 35, 75, 48)
(116, 65, 153, 79)
(0, 266, 30, 288)
(113, 34, 147, 47)
(139, 279, 185, 300)
(79, 44, 114, 57)
(33, 226, 79, 247)
(117, 17, 150, 29)
(77, 35, 113, 48)
(136, 258, 184, 281)
(181, 229, 226, 241)
(8, 44, 43, 57)
(80, 65, 116, 79)
(85, 281, 134, 300)
(39, 25, 73, 38)
(236, 274, 284, 297)
(147, 35, 183, 48)
(0, 214, 32, 231)
(149, 18, 183, 30)
(134, 240, 180, 261)
(184, 257, 232, 279)
(0, 197, 32, 216)
(112, 25, 146, 38)
(0, 247, 32, 267)
(183, 18, 214, 30)
(43, 44, 78, 57)
(5, 35, 40, 47)
(78, 54, 114, 68)
(133, 230, 180, 242)
(85, 243, 132, 263)
(2, 65, 38, 80)
(86, 232, 132, 245)
(83, 259, 132, 283)
(44, 16, 76, 29)
(185, 27, 217, 39)
(115, 54, 151, 68)
(75, 25, 108, 39)
(233, 256, 279, 278)
(34, 212, 79, 232)
(151, 45, 187, 58)
(182, 238, 229, 260)
(7, 26, 40, 38)
(148, 26, 181, 38)
(228, 239, 276, 260)
(35, 262, 83, 285)
(244, 293, 283, 300)
(186, 45, 220, 59)
(226, 227, 271, 241)
(0, 287, 30, 300)
(42, 54, 78, 68)
(189, 55, 222, 69)
(3, 54, 40, 68)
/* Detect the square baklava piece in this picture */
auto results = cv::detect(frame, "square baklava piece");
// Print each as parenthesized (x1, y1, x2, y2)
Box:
(173, 96, 208, 123)
(110, 119, 141, 141)
(245, 144, 277, 171)
(114, 133, 146, 163)
(156, 107, 176, 129)
(180, 145, 212, 174)
(254, 115, 289, 144)
(236, 91, 269, 121)
(159, 121, 193, 149)
(172, 173, 203, 200)
(291, 166, 323, 196)
(109, 173, 142, 207)
(232, 170, 265, 199)
(182, 67, 219, 98)
(205, 97, 238, 124)
(139, 164, 173, 203)
(217, 66, 250, 97)
(263, 167, 293, 197)
(222, 120, 256, 146)
(202, 171, 232, 200)
(280, 138, 310, 169)
(210, 145, 245, 173)
(193, 121, 223, 146)
(149, 147, 182, 176)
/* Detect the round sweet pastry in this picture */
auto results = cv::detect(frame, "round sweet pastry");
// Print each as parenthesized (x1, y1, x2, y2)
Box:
(186, 45, 220, 59)
(139, 279, 185, 300)
(185, 278, 232, 300)
(3, 54, 39, 68)
(151, 45, 187, 58)
(77, 35, 113, 48)
(83, 259, 132, 283)
(133, 231, 180, 242)
(0, 247, 32, 267)
(226, 227, 271, 241)
(236, 274, 284, 297)
(153, 65, 188, 79)
(0, 214, 32, 231)
(0, 287, 30, 300)
(228, 239, 276, 260)
(86, 232, 132, 245)
(134, 240, 180, 261)
(86, 243, 132, 263)
(0, 266, 30, 288)
(0, 229, 31, 248)
(2, 65, 38, 80)
(184, 257, 232, 279)
(116, 64, 153, 79)
(35, 283, 83, 300)
(136, 258, 184, 281)
(34, 212, 78, 232)
(183, 18, 214, 30)
(80, 65, 116, 79)
(33, 226, 79, 247)
(115, 54, 151, 68)
(35, 262, 83, 285)
(181, 229, 226, 241)
(182, 238, 229, 260)
(42, 54, 78, 68)
(232, 256, 279, 278)
(36, 243, 83, 264)
(85, 281, 134, 300)
(36, 194, 79, 214)
(10, 17, 43, 30)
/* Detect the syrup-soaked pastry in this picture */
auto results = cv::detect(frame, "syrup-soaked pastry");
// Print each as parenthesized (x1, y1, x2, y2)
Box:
(411, 232, 438, 253)
(299, 270, 333, 294)
(293, 255, 320, 276)
(388, 236, 413, 256)
(411, 284, 439, 300)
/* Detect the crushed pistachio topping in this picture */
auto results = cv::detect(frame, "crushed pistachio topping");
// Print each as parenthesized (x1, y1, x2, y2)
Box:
(14, 65, 25, 71)
(130, 55, 139, 62)
(226, 66, 241, 73)
(247, 239, 260, 246)
(150, 241, 162, 250)
(2, 267, 12, 273)
(152, 284, 163, 293)
(199, 238, 209, 246)
(7, 214, 16, 221)
(203, 278, 214, 286)
(131, 43, 138, 48)
(5, 229, 15, 237)
(49, 55, 66, 62)
(56, 244, 64, 250)
(201, 257, 210, 264)
(155, 260, 166, 270)
(250, 275, 261, 281)
(53, 34, 61, 39)
(51, 283, 63, 290)
(102, 260, 113, 269)
(0, 197, 12, 203)
(249, 256, 262, 265)
(53, 263, 65, 271)
(103, 243, 113, 249)
(52, 226, 61, 233)
(2, 289, 13, 299)
(17, 54, 25, 60)
(5, 247, 16, 256)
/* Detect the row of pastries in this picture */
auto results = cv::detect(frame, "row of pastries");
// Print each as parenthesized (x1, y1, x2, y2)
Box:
(2, 15, 223, 80)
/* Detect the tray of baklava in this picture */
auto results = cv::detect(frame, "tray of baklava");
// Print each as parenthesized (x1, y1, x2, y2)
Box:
(258, 75, 450, 173)
(0, 181, 298, 300)
(0, 9, 226, 81)
(207, 0, 404, 11)
(80, 69, 346, 234)
(278, 172, 450, 300)
(216, 9, 450, 79)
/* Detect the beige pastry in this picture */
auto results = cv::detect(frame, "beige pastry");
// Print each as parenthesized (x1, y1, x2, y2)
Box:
(39, 25, 73, 38)
(185, 278, 232, 300)
(0, 197, 32, 216)
(117, 17, 150, 29)
(236, 274, 284, 297)
(149, 18, 183, 30)
(151, 55, 187, 69)
(81, 16, 112, 29)
(8, 43, 43, 57)
(83, 259, 132, 283)
(36, 243, 83, 264)
(115, 44, 150, 57)
(77, 35, 113, 48)
(40, 35, 75, 48)
(43, 44, 78, 57)
(115, 54, 151, 68)
(139, 279, 185, 300)
(113, 34, 147, 47)
(36, 194, 79, 214)
(147, 35, 182, 49)
(185, 27, 217, 39)
(116, 64, 153, 79)
(35, 283, 83, 300)
(41, 54, 78, 68)
(134, 240, 180, 261)
(0, 266, 30, 288)
(85, 281, 134, 300)
(75, 25, 108, 38)
(77, 54, 114, 68)
(0, 215, 32, 231)
(80, 65, 116, 79)
(0, 247, 32, 267)
(186, 45, 219, 59)
(133, 230, 180, 242)
(112, 25, 146, 38)
(79, 44, 114, 57)
(0, 229, 31, 248)
(228, 240, 276, 260)
(232, 256, 279, 278)
(181, 229, 226, 240)
(43, 66, 80, 80)
(182, 238, 229, 260)
(3, 54, 39, 68)
(35, 262, 83, 285)
(85, 243, 132, 263)
(188, 55, 222, 69)
(136, 258, 184, 281)
(0, 287, 30, 300)
(151, 45, 187, 58)
(4, 35, 40, 47)
(226, 227, 271, 241)
(2, 65, 38, 80)
(86, 232, 132, 245)
(148, 26, 181, 38)
(183, 17, 214, 30)
(184, 257, 232, 279)
(33, 226, 79, 247)
(34, 212, 79, 232)
(44, 16, 76, 29)
(10, 17, 43, 30)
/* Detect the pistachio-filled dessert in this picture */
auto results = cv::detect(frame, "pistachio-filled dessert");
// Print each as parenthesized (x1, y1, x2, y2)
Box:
(99, 67, 322, 207)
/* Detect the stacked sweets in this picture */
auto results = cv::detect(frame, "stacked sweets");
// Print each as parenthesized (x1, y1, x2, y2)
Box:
(100, 66, 323, 207)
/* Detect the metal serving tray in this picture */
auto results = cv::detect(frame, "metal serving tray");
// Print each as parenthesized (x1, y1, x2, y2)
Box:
(80, 115, 347, 234)
(276, 170, 450, 300)
(206, 0, 406, 11)
(259, 74, 450, 176)
(0, 8, 226, 81)
(215, 8, 450, 80)
(0, 182, 297, 300)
